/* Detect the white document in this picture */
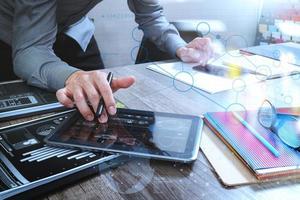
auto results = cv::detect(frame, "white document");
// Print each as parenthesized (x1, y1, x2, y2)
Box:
(219, 52, 300, 79)
(147, 61, 261, 94)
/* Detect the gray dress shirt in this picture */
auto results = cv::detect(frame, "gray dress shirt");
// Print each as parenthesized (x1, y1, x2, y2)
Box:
(0, 0, 186, 91)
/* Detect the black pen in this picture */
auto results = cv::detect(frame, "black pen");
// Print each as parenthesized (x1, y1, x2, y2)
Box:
(95, 72, 113, 118)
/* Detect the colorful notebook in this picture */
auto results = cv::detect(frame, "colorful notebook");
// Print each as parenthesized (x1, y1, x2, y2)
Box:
(204, 110, 300, 180)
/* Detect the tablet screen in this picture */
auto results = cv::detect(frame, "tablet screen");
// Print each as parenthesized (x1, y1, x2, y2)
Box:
(151, 116, 191, 153)
(46, 109, 202, 162)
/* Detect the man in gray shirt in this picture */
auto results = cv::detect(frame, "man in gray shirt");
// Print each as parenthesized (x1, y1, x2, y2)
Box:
(0, 0, 213, 122)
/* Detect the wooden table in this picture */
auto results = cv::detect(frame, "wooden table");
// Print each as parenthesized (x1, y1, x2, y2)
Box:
(7, 61, 300, 200)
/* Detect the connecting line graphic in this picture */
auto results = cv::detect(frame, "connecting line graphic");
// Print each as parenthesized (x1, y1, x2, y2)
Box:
(235, 91, 240, 105)
(152, 62, 175, 78)
(151, 61, 228, 110)
(191, 88, 227, 110)
(104, 3, 300, 194)
(207, 53, 227, 65)
(128, 3, 300, 118)
(149, 59, 245, 113)
(148, 37, 298, 115)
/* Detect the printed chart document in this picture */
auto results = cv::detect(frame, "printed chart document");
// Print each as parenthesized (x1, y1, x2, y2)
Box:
(147, 61, 261, 94)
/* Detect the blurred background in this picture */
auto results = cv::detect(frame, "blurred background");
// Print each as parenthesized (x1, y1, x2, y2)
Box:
(88, 0, 300, 67)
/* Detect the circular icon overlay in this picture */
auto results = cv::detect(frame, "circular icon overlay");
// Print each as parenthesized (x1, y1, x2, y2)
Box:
(284, 95, 293, 105)
(102, 158, 155, 194)
(225, 35, 248, 57)
(255, 65, 272, 81)
(232, 78, 246, 93)
(196, 22, 211, 36)
(273, 49, 281, 60)
(131, 46, 148, 62)
(131, 26, 143, 42)
(173, 71, 194, 92)
(156, 134, 176, 149)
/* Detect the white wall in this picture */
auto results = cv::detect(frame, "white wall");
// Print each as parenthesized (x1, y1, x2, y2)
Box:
(89, 0, 262, 68)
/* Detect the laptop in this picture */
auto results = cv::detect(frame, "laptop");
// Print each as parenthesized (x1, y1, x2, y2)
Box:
(0, 80, 66, 121)
(0, 111, 126, 199)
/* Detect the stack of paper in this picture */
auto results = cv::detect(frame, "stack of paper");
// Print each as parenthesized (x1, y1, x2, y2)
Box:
(147, 46, 300, 94)
(219, 53, 300, 79)
(241, 42, 300, 67)
(147, 61, 261, 94)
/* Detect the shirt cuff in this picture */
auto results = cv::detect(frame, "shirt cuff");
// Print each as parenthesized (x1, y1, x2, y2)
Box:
(46, 64, 80, 91)
(164, 34, 187, 58)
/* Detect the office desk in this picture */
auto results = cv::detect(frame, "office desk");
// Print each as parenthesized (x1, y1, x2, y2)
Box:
(3, 61, 300, 200)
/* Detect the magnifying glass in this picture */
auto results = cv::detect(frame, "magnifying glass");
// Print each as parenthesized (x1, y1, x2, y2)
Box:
(257, 100, 277, 129)
(258, 100, 300, 149)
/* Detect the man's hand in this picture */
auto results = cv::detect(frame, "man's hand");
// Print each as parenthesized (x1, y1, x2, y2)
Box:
(176, 37, 213, 66)
(56, 70, 135, 123)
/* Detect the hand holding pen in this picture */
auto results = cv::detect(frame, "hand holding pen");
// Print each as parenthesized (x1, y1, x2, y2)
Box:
(95, 72, 114, 119)
(56, 70, 135, 123)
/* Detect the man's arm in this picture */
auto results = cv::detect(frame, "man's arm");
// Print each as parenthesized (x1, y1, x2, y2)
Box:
(127, 0, 186, 57)
(128, 0, 213, 64)
(12, 0, 78, 91)
(12, 0, 135, 123)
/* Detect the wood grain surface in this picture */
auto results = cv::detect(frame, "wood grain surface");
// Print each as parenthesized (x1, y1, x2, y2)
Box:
(2, 61, 300, 200)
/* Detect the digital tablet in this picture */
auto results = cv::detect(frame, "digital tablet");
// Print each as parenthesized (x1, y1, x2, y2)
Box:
(0, 110, 126, 199)
(45, 109, 203, 163)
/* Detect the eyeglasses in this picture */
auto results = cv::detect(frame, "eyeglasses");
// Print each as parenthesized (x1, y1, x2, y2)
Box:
(257, 100, 300, 149)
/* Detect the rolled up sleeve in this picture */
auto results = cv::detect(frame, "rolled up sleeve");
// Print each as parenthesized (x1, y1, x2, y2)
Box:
(12, 0, 78, 91)
(128, 0, 187, 57)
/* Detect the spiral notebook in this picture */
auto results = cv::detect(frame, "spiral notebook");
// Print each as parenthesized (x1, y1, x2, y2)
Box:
(204, 109, 300, 180)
